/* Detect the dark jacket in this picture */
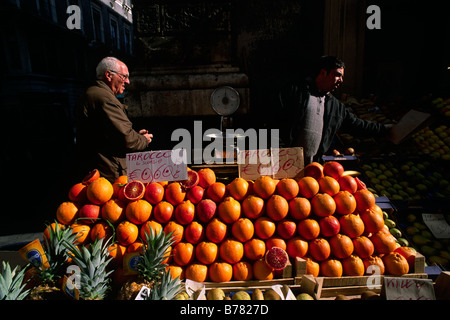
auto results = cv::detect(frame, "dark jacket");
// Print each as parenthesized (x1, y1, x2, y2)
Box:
(278, 78, 387, 163)
(76, 80, 149, 182)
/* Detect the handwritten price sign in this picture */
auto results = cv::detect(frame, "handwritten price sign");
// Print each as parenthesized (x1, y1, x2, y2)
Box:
(238, 147, 304, 180)
(126, 149, 187, 183)
(383, 277, 435, 300)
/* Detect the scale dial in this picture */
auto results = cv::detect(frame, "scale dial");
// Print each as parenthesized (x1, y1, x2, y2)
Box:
(210, 86, 240, 116)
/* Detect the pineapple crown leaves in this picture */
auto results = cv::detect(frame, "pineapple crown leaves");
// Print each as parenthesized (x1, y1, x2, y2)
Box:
(137, 228, 176, 282)
(63, 237, 114, 300)
(149, 268, 183, 300)
(0, 261, 30, 300)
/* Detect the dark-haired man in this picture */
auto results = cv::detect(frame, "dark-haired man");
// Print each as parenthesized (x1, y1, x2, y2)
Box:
(278, 56, 389, 164)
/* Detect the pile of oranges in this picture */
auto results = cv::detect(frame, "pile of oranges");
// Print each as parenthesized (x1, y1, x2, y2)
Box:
(51, 161, 413, 284)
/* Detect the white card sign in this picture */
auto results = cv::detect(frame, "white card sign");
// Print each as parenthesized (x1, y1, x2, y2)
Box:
(383, 277, 435, 300)
(422, 213, 450, 239)
(126, 149, 187, 183)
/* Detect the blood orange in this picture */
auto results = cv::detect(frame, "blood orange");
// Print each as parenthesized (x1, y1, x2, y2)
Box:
(265, 246, 289, 270)
(180, 170, 199, 189)
(123, 180, 145, 201)
(82, 169, 100, 185)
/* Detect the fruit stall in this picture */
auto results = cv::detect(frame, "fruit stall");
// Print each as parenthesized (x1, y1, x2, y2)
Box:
(1, 153, 449, 301)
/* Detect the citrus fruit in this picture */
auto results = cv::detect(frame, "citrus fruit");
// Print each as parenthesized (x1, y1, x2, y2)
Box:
(197, 168, 216, 188)
(333, 191, 357, 215)
(185, 263, 208, 282)
(297, 176, 320, 198)
(303, 162, 324, 180)
(186, 185, 204, 204)
(353, 189, 376, 212)
(233, 261, 253, 281)
(276, 219, 297, 239)
(318, 215, 340, 237)
(78, 204, 101, 224)
(116, 220, 139, 246)
(370, 230, 397, 254)
(184, 221, 204, 244)
(244, 238, 266, 260)
(164, 182, 186, 206)
(253, 259, 274, 280)
(219, 239, 244, 264)
(311, 193, 336, 217)
(174, 200, 195, 225)
(205, 218, 227, 243)
(163, 221, 184, 245)
(112, 175, 128, 198)
(289, 197, 311, 220)
(323, 161, 344, 180)
(172, 242, 195, 266)
(226, 177, 249, 201)
(339, 213, 365, 238)
(218, 196, 241, 224)
(125, 199, 152, 225)
(266, 194, 289, 221)
(180, 170, 199, 189)
(206, 182, 227, 203)
(140, 220, 163, 241)
(56, 201, 79, 225)
(352, 236, 375, 259)
(71, 223, 90, 245)
(382, 252, 409, 275)
(265, 246, 289, 270)
(305, 257, 320, 277)
(363, 255, 385, 275)
(297, 218, 320, 240)
(360, 205, 385, 234)
(318, 176, 340, 196)
(82, 169, 100, 185)
(254, 217, 276, 239)
(86, 177, 114, 205)
(276, 178, 299, 200)
(253, 175, 277, 199)
(152, 201, 174, 224)
(309, 237, 331, 261)
(209, 262, 233, 282)
(265, 237, 287, 251)
(68, 183, 87, 203)
(196, 199, 217, 223)
(320, 259, 343, 277)
(123, 180, 145, 201)
(231, 218, 254, 242)
(342, 254, 365, 276)
(144, 182, 165, 204)
(286, 236, 308, 259)
(242, 195, 265, 219)
(195, 241, 218, 265)
(338, 175, 358, 194)
(89, 221, 113, 242)
(329, 233, 354, 259)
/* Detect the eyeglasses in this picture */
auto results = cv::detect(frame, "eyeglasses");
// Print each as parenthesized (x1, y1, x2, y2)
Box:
(109, 70, 129, 81)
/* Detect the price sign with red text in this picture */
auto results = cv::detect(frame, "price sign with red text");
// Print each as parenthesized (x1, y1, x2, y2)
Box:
(126, 149, 187, 183)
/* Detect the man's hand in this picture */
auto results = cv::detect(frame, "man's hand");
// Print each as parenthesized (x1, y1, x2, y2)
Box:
(139, 129, 153, 143)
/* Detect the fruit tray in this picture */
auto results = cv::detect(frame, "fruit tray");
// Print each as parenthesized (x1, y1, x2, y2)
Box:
(293, 255, 428, 299)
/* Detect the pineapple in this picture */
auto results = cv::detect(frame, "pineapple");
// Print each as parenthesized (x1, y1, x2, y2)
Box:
(29, 221, 79, 300)
(147, 269, 182, 300)
(117, 229, 175, 300)
(64, 237, 113, 300)
(0, 261, 30, 300)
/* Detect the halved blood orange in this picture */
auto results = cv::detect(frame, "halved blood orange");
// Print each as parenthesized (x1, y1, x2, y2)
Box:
(123, 180, 145, 201)
(265, 246, 289, 270)
(180, 170, 199, 189)
(82, 169, 100, 185)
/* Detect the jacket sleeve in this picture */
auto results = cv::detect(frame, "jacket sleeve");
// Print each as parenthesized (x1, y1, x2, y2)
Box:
(101, 100, 149, 151)
(341, 105, 387, 137)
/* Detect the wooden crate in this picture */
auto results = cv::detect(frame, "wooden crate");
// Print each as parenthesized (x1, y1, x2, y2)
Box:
(294, 253, 428, 299)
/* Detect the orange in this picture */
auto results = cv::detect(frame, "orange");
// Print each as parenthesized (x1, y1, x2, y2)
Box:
(112, 175, 128, 198)
(297, 176, 320, 198)
(241, 195, 265, 219)
(68, 182, 87, 203)
(253, 175, 277, 199)
(152, 201, 174, 224)
(320, 259, 343, 277)
(206, 182, 227, 203)
(219, 239, 244, 264)
(305, 257, 320, 277)
(339, 213, 365, 238)
(342, 254, 365, 276)
(286, 236, 308, 259)
(140, 220, 163, 241)
(231, 218, 254, 242)
(125, 199, 152, 225)
(265, 237, 287, 251)
(172, 242, 194, 266)
(322, 161, 344, 180)
(185, 263, 208, 282)
(218, 196, 241, 224)
(303, 162, 324, 180)
(162, 246, 172, 265)
(144, 182, 165, 205)
(82, 168, 100, 185)
(276, 219, 297, 239)
(226, 177, 249, 201)
(86, 177, 114, 205)
(209, 262, 233, 282)
(383, 252, 409, 275)
(56, 201, 79, 225)
(266, 194, 289, 221)
(101, 199, 126, 224)
(360, 205, 385, 234)
(184, 221, 204, 244)
(43, 222, 62, 242)
(108, 243, 127, 267)
(174, 200, 195, 225)
(363, 255, 385, 275)
(289, 197, 311, 220)
(333, 191, 357, 215)
(329, 233, 354, 259)
(126, 241, 144, 253)
(276, 178, 299, 200)
(233, 261, 253, 281)
(195, 241, 218, 265)
(353, 189, 376, 212)
(89, 220, 113, 242)
(297, 219, 320, 240)
(244, 238, 266, 260)
(254, 217, 276, 239)
(164, 182, 186, 206)
(116, 220, 139, 246)
(309, 237, 331, 261)
(253, 259, 274, 280)
(197, 168, 216, 189)
(71, 223, 90, 245)
(311, 193, 336, 217)
(163, 221, 184, 245)
(352, 236, 375, 259)
(370, 230, 397, 255)
(318, 176, 340, 196)
(166, 264, 185, 280)
(205, 218, 227, 243)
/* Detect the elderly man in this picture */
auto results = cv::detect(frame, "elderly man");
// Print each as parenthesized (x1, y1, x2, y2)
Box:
(76, 57, 153, 182)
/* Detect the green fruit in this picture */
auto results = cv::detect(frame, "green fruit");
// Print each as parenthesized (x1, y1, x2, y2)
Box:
(397, 238, 410, 247)
(406, 214, 417, 223)
(421, 245, 438, 256)
(389, 228, 402, 238)
(384, 219, 396, 228)
(252, 288, 264, 300)
(296, 293, 314, 300)
(406, 226, 420, 235)
(413, 234, 431, 246)
(421, 230, 433, 239)
(207, 288, 225, 300)
(440, 250, 450, 260)
(232, 291, 251, 300)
